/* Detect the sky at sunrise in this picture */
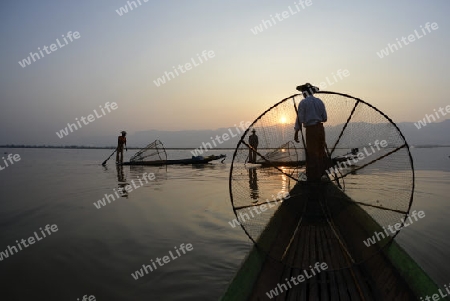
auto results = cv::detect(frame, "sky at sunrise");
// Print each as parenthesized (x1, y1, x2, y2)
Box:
(1, 0, 449, 145)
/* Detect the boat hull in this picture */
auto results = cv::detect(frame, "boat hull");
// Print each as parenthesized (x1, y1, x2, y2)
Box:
(121, 155, 226, 166)
(221, 182, 440, 300)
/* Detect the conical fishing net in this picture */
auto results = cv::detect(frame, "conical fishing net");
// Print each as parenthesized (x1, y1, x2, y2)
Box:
(130, 140, 167, 162)
(229, 91, 414, 269)
(255, 141, 298, 163)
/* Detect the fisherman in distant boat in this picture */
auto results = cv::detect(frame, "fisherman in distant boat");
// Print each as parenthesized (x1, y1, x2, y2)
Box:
(294, 83, 328, 182)
(248, 129, 259, 163)
(116, 131, 127, 164)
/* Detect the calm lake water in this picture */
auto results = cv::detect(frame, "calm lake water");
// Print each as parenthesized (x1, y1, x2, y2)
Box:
(0, 147, 449, 300)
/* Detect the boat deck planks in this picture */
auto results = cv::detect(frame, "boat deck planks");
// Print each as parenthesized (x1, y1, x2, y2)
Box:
(239, 182, 425, 301)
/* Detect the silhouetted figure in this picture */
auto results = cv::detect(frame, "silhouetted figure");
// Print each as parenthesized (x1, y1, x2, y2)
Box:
(248, 167, 259, 200)
(116, 164, 129, 198)
(116, 131, 127, 164)
(116, 164, 125, 182)
(294, 83, 328, 182)
(248, 129, 259, 164)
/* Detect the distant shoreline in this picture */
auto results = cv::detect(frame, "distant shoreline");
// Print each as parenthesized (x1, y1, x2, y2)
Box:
(1, 145, 449, 150)
(412, 145, 450, 148)
(0, 145, 237, 150)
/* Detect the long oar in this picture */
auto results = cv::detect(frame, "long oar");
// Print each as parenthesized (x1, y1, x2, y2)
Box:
(102, 148, 117, 166)
(324, 143, 343, 189)
(293, 98, 308, 169)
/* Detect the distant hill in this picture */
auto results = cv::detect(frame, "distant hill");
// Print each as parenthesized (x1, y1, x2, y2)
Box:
(398, 119, 450, 146)
(130, 119, 450, 149)
(131, 128, 245, 149)
(1, 120, 449, 149)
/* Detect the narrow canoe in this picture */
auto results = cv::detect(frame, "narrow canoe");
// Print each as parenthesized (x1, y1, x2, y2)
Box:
(256, 157, 355, 167)
(221, 182, 442, 301)
(121, 154, 226, 166)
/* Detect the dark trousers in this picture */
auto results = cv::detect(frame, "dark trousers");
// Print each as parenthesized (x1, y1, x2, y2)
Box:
(248, 146, 257, 163)
(305, 123, 328, 181)
(116, 146, 124, 163)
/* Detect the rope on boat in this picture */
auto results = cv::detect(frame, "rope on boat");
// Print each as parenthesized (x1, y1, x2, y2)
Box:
(280, 198, 308, 262)
(319, 184, 367, 301)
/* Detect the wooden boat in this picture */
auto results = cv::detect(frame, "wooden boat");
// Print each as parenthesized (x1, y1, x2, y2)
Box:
(121, 154, 226, 166)
(223, 89, 439, 300)
(256, 160, 305, 167)
(255, 156, 355, 168)
(221, 181, 440, 301)
(254, 147, 359, 167)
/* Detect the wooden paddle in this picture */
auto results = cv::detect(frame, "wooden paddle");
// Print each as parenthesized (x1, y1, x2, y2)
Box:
(101, 148, 117, 166)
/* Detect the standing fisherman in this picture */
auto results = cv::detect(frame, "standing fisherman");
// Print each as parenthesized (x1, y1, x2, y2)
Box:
(116, 131, 127, 164)
(294, 83, 328, 182)
(248, 129, 259, 163)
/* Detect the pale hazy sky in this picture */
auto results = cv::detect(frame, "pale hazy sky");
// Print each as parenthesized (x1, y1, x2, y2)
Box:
(0, 0, 449, 144)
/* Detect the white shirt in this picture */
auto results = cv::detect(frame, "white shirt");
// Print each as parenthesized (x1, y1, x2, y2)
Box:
(294, 95, 327, 130)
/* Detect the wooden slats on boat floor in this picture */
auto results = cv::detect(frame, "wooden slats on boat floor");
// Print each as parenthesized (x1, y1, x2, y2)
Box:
(247, 185, 418, 301)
